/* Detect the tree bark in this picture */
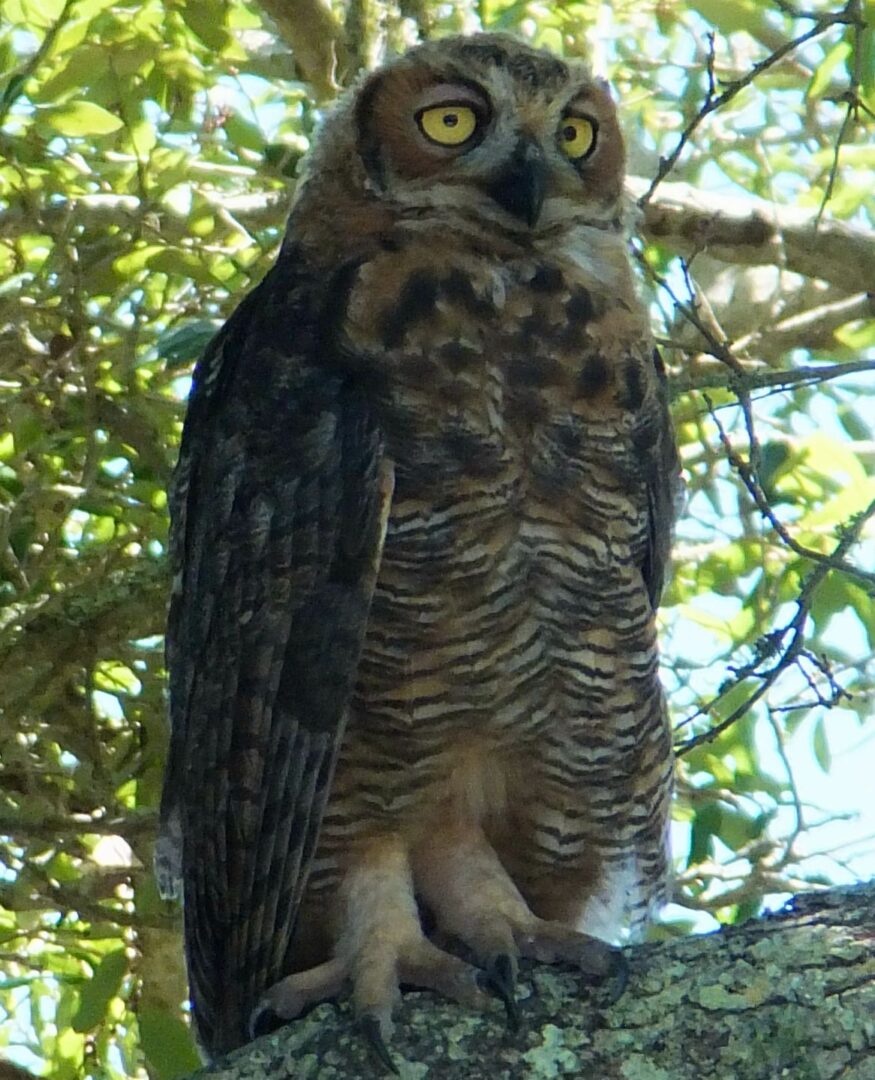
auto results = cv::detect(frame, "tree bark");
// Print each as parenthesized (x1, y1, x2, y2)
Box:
(628, 177, 875, 296)
(185, 881, 875, 1079)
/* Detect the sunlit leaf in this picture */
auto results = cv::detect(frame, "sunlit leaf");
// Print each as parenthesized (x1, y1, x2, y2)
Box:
(157, 320, 219, 368)
(72, 950, 127, 1032)
(139, 1007, 201, 1079)
(807, 40, 852, 100)
(812, 718, 831, 773)
(689, 802, 721, 866)
(43, 101, 124, 135)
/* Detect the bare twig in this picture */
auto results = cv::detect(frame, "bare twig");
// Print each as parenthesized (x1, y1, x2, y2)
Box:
(0, 811, 156, 841)
(667, 358, 875, 398)
(676, 460, 874, 754)
(816, 1, 867, 224)
(766, 706, 806, 863)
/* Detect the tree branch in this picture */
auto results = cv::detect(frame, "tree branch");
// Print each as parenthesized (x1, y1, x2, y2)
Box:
(6, 180, 873, 298)
(676, 486, 875, 755)
(255, 0, 349, 98)
(0, 811, 156, 841)
(628, 176, 875, 294)
(0, 557, 166, 708)
(184, 881, 875, 1079)
(667, 357, 875, 398)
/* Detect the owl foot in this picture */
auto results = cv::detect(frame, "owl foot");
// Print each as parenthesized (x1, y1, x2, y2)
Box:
(252, 838, 493, 1069)
(353, 936, 489, 1072)
(248, 957, 349, 1038)
(516, 919, 627, 1000)
(412, 820, 626, 1011)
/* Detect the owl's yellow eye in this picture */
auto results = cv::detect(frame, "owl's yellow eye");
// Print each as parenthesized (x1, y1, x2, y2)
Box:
(558, 116, 597, 160)
(417, 104, 479, 147)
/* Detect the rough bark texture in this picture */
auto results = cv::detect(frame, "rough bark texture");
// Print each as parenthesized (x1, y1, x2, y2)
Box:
(185, 881, 875, 1079)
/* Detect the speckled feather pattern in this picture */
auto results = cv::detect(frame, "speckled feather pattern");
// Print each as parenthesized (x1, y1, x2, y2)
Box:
(157, 33, 681, 1058)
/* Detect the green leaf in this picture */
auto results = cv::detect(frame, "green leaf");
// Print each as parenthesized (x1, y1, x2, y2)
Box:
(812, 718, 831, 773)
(688, 802, 721, 866)
(113, 244, 165, 278)
(223, 112, 264, 153)
(808, 40, 852, 100)
(157, 320, 218, 368)
(43, 101, 124, 136)
(72, 949, 127, 1032)
(689, 0, 768, 38)
(180, 0, 232, 51)
(717, 807, 765, 851)
(148, 247, 218, 284)
(139, 1006, 200, 1080)
(1, 73, 26, 111)
(128, 117, 158, 159)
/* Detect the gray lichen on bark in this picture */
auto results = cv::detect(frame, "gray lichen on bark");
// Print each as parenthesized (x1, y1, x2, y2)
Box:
(187, 882, 875, 1079)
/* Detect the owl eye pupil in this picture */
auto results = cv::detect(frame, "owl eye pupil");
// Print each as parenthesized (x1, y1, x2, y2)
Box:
(417, 103, 479, 147)
(563, 124, 576, 141)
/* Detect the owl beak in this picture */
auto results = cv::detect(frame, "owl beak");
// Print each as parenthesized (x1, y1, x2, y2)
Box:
(486, 138, 547, 228)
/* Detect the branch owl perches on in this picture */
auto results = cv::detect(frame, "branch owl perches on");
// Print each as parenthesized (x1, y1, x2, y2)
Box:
(157, 32, 681, 1068)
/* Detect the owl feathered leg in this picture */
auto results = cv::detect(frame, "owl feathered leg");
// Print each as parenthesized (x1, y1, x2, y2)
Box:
(253, 825, 625, 1069)
(253, 834, 490, 1058)
(411, 821, 625, 1013)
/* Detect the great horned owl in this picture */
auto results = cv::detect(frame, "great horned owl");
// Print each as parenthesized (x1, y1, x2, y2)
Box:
(157, 31, 680, 1064)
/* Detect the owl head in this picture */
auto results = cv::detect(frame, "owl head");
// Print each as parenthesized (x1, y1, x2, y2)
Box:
(294, 34, 627, 254)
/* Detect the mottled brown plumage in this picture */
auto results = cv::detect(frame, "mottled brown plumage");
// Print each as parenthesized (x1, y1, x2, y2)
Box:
(157, 32, 681, 1062)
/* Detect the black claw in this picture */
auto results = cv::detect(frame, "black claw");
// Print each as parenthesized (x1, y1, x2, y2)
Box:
(594, 948, 629, 1007)
(248, 1001, 283, 1041)
(359, 1013, 399, 1075)
(482, 953, 521, 1032)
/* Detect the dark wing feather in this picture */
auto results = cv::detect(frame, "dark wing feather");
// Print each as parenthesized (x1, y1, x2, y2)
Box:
(157, 254, 391, 1057)
(641, 348, 682, 607)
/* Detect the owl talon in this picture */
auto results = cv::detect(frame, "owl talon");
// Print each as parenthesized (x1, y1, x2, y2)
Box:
(481, 953, 521, 1031)
(516, 922, 616, 976)
(592, 947, 628, 1006)
(248, 1001, 283, 1042)
(359, 1012, 399, 1075)
(254, 957, 349, 1029)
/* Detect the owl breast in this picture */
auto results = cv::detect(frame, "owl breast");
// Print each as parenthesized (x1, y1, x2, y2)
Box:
(342, 237, 664, 762)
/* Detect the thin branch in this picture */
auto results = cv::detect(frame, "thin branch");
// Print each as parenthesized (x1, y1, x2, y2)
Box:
(0, 0, 76, 128)
(0, 811, 156, 841)
(702, 405, 875, 589)
(0, 880, 176, 931)
(816, 0, 866, 225)
(676, 472, 874, 754)
(256, 0, 350, 97)
(667, 358, 875, 398)
(730, 291, 875, 363)
(767, 706, 806, 863)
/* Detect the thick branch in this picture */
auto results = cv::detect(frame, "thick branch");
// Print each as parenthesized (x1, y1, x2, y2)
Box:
(185, 881, 875, 1079)
(256, 0, 349, 98)
(7, 180, 873, 299)
(628, 176, 875, 294)
(0, 557, 166, 709)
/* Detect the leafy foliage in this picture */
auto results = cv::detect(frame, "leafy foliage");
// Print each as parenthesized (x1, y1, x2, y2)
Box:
(0, 0, 872, 1076)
